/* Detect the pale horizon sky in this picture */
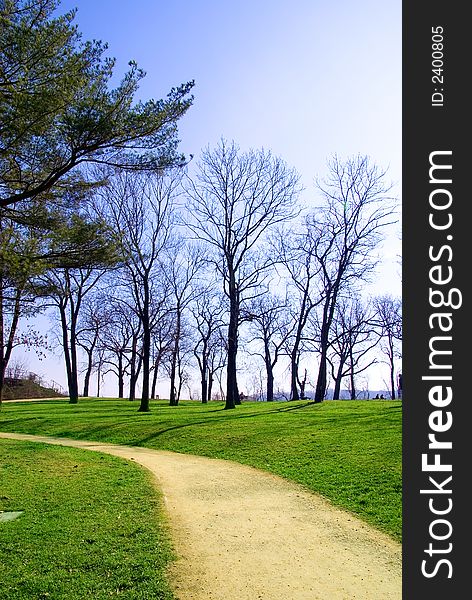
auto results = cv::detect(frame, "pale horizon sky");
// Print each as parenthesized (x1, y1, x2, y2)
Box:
(16, 0, 402, 396)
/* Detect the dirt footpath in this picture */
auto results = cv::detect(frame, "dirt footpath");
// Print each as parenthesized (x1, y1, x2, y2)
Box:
(0, 432, 401, 600)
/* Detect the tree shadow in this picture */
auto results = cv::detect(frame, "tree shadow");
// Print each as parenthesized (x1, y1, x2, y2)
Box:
(274, 401, 319, 413)
(132, 401, 317, 445)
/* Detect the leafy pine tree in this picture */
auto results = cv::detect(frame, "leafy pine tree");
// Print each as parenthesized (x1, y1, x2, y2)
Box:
(0, 0, 194, 208)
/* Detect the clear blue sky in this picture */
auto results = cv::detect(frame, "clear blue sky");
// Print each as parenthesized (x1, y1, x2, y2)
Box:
(22, 0, 402, 393)
(59, 0, 401, 193)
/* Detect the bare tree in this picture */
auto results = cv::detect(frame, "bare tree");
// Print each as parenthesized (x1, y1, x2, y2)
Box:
(37, 266, 107, 403)
(75, 293, 110, 397)
(150, 312, 174, 400)
(323, 296, 379, 399)
(373, 295, 402, 399)
(98, 297, 138, 399)
(161, 241, 204, 406)
(275, 226, 323, 400)
(207, 327, 228, 402)
(190, 287, 226, 404)
(308, 155, 396, 403)
(246, 293, 291, 402)
(96, 169, 179, 411)
(175, 322, 194, 403)
(93, 347, 108, 397)
(184, 139, 301, 409)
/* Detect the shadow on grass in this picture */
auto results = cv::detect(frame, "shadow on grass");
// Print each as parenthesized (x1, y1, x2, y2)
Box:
(133, 401, 318, 445)
(1, 400, 398, 448)
(275, 401, 319, 412)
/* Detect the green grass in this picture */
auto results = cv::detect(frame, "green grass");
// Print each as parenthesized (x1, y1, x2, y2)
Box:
(0, 398, 402, 542)
(0, 439, 175, 600)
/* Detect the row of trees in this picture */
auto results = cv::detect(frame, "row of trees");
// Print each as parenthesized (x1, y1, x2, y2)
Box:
(0, 0, 194, 405)
(0, 1, 402, 409)
(7, 143, 401, 410)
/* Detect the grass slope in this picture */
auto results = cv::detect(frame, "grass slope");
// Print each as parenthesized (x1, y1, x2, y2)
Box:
(2, 379, 66, 400)
(0, 439, 175, 600)
(0, 398, 402, 542)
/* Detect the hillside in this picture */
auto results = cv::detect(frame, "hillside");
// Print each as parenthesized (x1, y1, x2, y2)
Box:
(2, 377, 66, 400)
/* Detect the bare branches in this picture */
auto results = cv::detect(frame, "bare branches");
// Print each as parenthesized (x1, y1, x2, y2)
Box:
(184, 139, 302, 291)
(94, 168, 179, 410)
(372, 294, 402, 399)
(183, 139, 301, 408)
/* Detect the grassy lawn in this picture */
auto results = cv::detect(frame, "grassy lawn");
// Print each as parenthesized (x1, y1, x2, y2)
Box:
(0, 439, 175, 600)
(0, 398, 402, 542)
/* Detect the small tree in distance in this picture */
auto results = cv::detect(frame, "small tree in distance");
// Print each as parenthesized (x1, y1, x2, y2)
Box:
(373, 295, 402, 399)
(246, 293, 292, 402)
(324, 296, 379, 400)
(190, 288, 226, 404)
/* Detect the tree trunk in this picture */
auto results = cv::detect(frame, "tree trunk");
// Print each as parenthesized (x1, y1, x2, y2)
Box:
(69, 310, 80, 404)
(118, 353, 124, 399)
(82, 327, 99, 397)
(314, 299, 333, 403)
(266, 367, 274, 402)
(169, 356, 178, 405)
(177, 373, 183, 403)
(129, 334, 138, 401)
(389, 338, 396, 399)
(390, 365, 396, 400)
(96, 365, 101, 397)
(0, 264, 4, 404)
(314, 346, 327, 403)
(0, 306, 4, 404)
(225, 314, 239, 408)
(290, 347, 300, 401)
(349, 373, 356, 399)
(225, 278, 239, 409)
(298, 368, 307, 400)
(201, 373, 208, 403)
(332, 378, 341, 400)
(263, 340, 274, 402)
(0, 367, 4, 405)
(83, 359, 91, 397)
(83, 348, 93, 397)
(201, 350, 208, 404)
(290, 287, 311, 401)
(139, 282, 151, 412)
(207, 372, 213, 402)
(0, 286, 4, 405)
(151, 362, 159, 400)
(169, 308, 181, 407)
(333, 364, 343, 400)
(58, 301, 78, 404)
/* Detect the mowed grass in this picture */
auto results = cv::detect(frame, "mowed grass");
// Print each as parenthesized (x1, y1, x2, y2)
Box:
(0, 439, 175, 600)
(0, 398, 402, 542)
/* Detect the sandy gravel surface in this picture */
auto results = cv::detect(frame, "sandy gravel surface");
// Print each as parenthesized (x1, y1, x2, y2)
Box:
(0, 432, 401, 600)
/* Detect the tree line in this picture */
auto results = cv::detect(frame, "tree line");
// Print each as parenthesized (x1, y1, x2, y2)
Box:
(0, 1, 401, 409)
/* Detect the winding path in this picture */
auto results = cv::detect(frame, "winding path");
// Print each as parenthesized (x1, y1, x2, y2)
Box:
(0, 432, 401, 599)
